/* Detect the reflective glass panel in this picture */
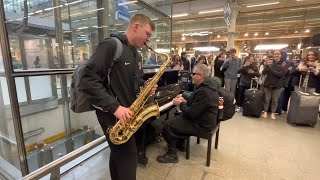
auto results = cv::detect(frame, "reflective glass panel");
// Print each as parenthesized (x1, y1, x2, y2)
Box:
(0, 51, 22, 179)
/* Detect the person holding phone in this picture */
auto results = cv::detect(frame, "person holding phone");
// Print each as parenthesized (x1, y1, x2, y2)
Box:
(221, 48, 241, 95)
(214, 50, 226, 87)
(281, 55, 300, 113)
(261, 50, 288, 120)
(296, 50, 320, 93)
(237, 56, 260, 112)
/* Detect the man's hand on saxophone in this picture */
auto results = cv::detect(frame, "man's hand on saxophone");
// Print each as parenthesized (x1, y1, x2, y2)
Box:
(113, 106, 133, 126)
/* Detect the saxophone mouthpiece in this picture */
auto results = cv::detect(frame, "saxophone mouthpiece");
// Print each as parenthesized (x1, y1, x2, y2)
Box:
(144, 42, 157, 53)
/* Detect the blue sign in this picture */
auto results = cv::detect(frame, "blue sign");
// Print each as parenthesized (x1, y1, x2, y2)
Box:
(224, 0, 232, 27)
(116, 0, 131, 22)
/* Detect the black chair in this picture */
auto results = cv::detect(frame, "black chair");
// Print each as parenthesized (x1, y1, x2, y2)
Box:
(185, 122, 220, 167)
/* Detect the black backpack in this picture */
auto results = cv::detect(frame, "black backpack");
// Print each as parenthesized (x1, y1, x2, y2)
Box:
(218, 87, 235, 121)
(70, 37, 123, 113)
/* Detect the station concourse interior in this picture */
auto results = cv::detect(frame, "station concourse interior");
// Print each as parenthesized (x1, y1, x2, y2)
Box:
(0, 0, 320, 180)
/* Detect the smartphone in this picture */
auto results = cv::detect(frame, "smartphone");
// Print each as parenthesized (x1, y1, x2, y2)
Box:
(226, 51, 230, 59)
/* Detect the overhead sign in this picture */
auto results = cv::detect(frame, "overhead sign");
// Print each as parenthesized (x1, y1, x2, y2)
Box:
(115, 0, 131, 22)
(224, 0, 232, 27)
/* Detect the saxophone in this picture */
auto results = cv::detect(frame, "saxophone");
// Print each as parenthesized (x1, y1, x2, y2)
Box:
(108, 44, 172, 145)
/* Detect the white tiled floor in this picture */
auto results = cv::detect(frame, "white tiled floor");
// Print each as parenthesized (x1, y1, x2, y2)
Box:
(62, 113, 320, 180)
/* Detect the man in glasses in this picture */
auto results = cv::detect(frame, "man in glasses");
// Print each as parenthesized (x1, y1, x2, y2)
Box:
(157, 64, 219, 163)
(78, 14, 155, 180)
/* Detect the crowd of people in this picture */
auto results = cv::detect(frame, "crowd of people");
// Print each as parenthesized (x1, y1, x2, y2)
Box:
(76, 13, 320, 180)
(169, 48, 320, 120)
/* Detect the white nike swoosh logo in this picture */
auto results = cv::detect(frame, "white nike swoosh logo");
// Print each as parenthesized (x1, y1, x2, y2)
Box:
(125, 62, 130, 65)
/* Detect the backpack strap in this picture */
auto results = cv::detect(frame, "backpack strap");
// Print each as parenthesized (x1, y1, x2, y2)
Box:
(107, 37, 123, 87)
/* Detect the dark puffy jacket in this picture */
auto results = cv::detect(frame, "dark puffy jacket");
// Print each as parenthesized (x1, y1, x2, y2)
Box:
(238, 64, 260, 87)
(284, 62, 299, 88)
(79, 33, 144, 116)
(180, 78, 219, 130)
(262, 60, 287, 88)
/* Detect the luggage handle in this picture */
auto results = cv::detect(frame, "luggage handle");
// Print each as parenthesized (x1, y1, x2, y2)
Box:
(250, 77, 259, 90)
(298, 74, 310, 95)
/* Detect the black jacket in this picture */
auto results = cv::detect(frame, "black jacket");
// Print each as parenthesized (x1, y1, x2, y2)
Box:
(238, 64, 260, 87)
(295, 70, 320, 89)
(180, 78, 219, 130)
(284, 62, 299, 88)
(262, 60, 287, 88)
(80, 33, 144, 116)
(182, 58, 190, 71)
(214, 58, 225, 79)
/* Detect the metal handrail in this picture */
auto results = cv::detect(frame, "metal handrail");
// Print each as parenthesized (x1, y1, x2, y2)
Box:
(21, 136, 106, 180)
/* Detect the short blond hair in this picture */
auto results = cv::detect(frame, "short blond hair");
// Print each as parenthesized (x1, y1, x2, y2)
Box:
(129, 14, 155, 31)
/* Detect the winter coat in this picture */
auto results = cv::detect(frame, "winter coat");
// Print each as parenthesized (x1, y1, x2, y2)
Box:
(180, 78, 219, 130)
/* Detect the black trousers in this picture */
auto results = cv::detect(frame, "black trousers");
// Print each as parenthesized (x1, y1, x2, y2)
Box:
(96, 111, 137, 180)
(281, 87, 293, 111)
(238, 85, 250, 107)
(162, 115, 204, 149)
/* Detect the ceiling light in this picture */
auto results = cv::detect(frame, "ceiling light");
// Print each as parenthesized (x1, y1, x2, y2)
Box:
(289, 8, 305, 11)
(205, 17, 224, 20)
(305, 29, 310, 33)
(176, 19, 195, 24)
(217, 35, 221, 38)
(77, 26, 88, 30)
(248, 19, 267, 22)
(88, 8, 105, 12)
(118, 0, 137, 6)
(65, 0, 83, 5)
(172, 13, 188, 18)
(254, 44, 288, 50)
(265, 32, 269, 35)
(181, 36, 186, 41)
(182, 32, 209, 36)
(69, 12, 82, 17)
(254, 33, 259, 36)
(35, 10, 43, 13)
(279, 15, 303, 19)
(244, 33, 249, 37)
(246, 2, 279, 8)
(198, 9, 223, 14)
(247, 11, 274, 15)
(129, 10, 138, 13)
(294, 30, 299, 33)
(155, 49, 170, 53)
(193, 47, 219, 52)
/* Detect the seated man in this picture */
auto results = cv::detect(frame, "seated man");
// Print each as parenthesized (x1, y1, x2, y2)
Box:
(157, 64, 219, 163)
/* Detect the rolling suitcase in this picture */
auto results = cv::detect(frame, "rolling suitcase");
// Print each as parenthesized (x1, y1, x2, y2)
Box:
(242, 78, 263, 117)
(287, 75, 320, 127)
